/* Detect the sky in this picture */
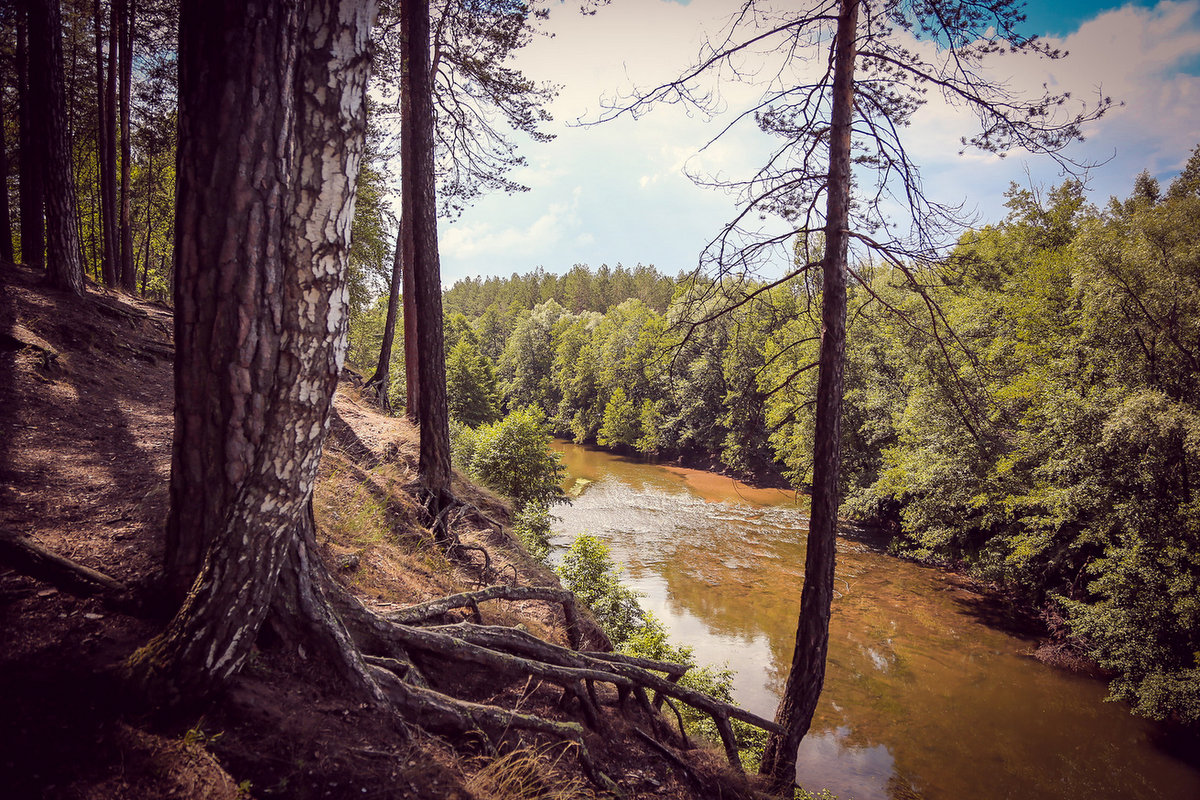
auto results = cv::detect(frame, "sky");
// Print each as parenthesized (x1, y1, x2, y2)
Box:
(433, 0, 1200, 285)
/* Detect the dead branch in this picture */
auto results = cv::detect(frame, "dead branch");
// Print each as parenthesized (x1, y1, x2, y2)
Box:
(0, 528, 133, 606)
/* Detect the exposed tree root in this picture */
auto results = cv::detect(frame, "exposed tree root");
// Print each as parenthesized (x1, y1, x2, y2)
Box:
(389, 584, 585, 649)
(633, 726, 702, 789)
(2, 525, 771, 784)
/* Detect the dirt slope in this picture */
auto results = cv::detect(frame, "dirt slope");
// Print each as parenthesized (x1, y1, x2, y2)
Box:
(0, 262, 752, 800)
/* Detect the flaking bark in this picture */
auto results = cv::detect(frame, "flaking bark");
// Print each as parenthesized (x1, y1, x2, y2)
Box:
(138, 0, 379, 702)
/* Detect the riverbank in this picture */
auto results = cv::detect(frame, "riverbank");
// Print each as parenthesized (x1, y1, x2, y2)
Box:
(550, 437, 1200, 800)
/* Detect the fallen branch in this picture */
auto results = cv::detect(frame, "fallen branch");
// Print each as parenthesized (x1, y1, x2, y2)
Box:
(0, 528, 132, 605)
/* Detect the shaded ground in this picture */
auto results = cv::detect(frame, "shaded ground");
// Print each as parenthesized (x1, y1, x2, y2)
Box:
(0, 262, 754, 800)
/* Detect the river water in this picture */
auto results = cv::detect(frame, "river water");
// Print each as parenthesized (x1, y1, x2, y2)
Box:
(549, 441, 1200, 800)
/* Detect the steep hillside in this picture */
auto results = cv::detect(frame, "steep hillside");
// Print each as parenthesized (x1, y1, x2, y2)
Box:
(0, 262, 755, 800)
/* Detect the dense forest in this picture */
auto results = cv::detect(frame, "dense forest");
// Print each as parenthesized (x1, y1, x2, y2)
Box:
(347, 158, 1200, 727)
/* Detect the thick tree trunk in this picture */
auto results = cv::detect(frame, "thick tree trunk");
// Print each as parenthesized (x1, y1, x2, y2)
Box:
(138, 0, 379, 702)
(403, 0, 452, 504)
(116, 0, 135, 292)
(0, 90, 14, 263)
(16, 15, 44, 269)
(29, 0, 85, 295)
(93, 0, 118, 286)
(759, 0, 858, 793)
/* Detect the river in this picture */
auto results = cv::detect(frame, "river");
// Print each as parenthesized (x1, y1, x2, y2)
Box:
(549, 440, 1200, 800)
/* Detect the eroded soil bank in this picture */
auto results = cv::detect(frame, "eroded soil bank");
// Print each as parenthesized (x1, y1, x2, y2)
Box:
(0, 263, 753, 800)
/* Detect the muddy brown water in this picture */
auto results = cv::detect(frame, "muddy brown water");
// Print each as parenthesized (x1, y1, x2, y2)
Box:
(550, 440, 1200, 800)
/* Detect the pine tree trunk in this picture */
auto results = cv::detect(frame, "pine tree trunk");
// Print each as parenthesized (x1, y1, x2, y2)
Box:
(29, 0, 85, 295)
(16, 14, 44, 269)
(93, 0, 117, 287)
(759, 0, 857, 792)
(0, 89, 14, 263)
(116, 0, 135, 292)
(139, 0, 379, 704)
(367, 223, 404, 411)
(398, 17, 419, 423)
(403, 0, 452, 505)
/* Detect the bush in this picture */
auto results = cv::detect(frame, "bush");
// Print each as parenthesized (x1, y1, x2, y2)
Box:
(512, 502, 553, 564)
(451, 407, 566, 510)
(556, 535, 647, 646)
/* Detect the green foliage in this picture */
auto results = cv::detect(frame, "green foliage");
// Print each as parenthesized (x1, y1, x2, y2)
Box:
(597, 387, 640, 449)
(446, 338, 501, 427)
(556, 535, 647, 646)
(451, 408, 566, 510)
(556, 534, 763, 758)
(345, 295, 406, 409)
(499, 300, 567, 412)
(844, 164, 1200, 724)
(635, 399, 665, 456)
(512, 501, 553, 564)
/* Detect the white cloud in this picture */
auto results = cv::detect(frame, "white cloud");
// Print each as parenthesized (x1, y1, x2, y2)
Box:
(437, 0, 1200, 284)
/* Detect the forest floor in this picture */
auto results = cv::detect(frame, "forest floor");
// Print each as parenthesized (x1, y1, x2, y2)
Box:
(0, 261, 755, 800)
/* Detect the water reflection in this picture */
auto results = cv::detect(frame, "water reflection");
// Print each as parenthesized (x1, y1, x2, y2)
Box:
(550, 441, 1200, 800)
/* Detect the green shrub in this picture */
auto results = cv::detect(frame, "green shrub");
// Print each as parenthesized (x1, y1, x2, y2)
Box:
(451, 407, 566, 510)
(513, 502, 553, 564)
(556, 535, 647, 645)
(556, 534, 764, 761)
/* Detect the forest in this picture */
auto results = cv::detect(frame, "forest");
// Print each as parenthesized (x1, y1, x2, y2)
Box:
(350, 164, 1200, 728)
(2, 0, 1198, 797)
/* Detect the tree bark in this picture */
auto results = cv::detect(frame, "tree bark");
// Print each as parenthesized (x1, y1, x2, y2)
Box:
(366, 223, 404, 411)
(137, 0, 380, 703)
(93, 0, 118, 286)
(403, 0, 452, 504)
(16, 13, 44, 269)
(759, 0, 858, 792)
(116, 0, 135, 292)
(29, 0, 85, 295)
(0, 88, 14, 263)
(399, 8, 419, 423)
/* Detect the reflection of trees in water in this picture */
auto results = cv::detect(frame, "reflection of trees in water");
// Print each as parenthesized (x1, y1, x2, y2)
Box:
(552, 442, 1200, 800)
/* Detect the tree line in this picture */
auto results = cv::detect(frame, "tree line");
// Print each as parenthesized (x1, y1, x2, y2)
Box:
(377, 155, 1200, 728)
(3, 0, 1147, 793)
